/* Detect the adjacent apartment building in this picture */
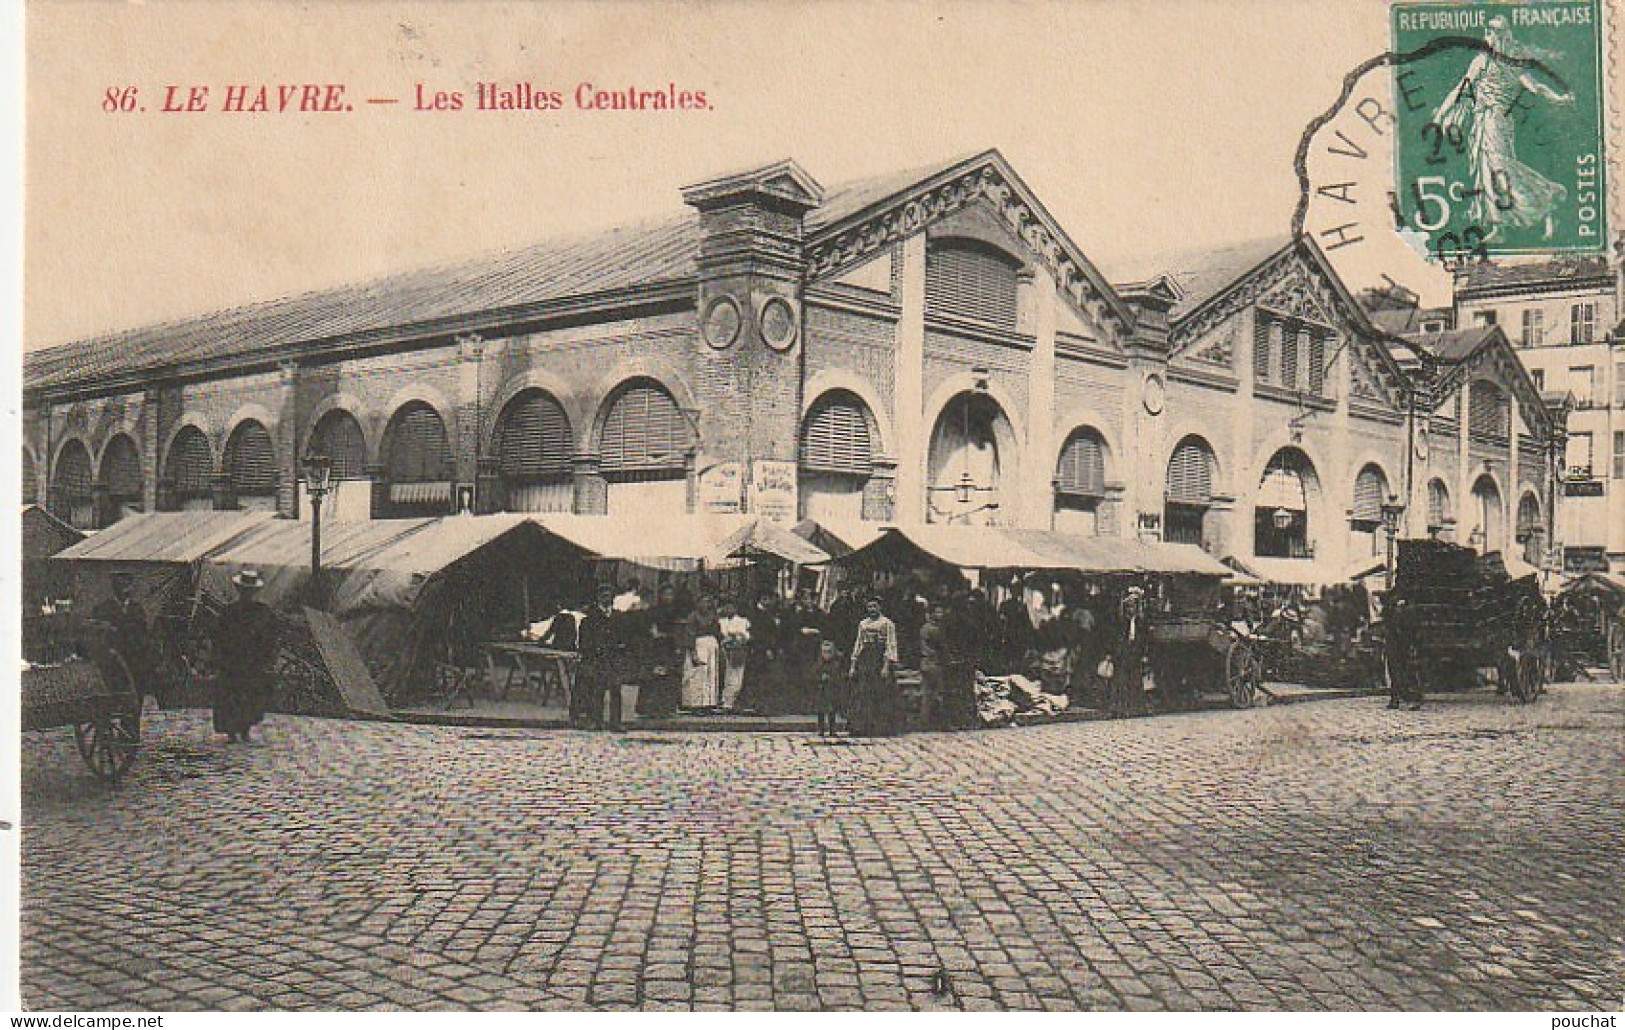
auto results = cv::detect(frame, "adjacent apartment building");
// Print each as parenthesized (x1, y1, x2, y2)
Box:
(1454, 256, 1624, 574)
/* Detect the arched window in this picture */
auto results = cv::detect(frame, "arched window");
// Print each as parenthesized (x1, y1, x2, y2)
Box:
(601, 383, 689, 477)
(53, 440, 94, 530)
(1164, 435, 1216, 547)
(99, 434, 144, 525)
(1427, 479, 1453, 536)
(1468, 381, 1510, 440)
(925, 239, 1021, 331)
(599, 381, 691, 516)
(494, 389, 573, 513)
(1349, 464, 1389, 558)
(928, 391, 1016, 526)
(164, 426, 215, 510)
(381, 402, 453, 516)
(1256, 447, 1319, 559)
(799, 391, 875, 522)
(22, 447, 37, 506)
(1470, 475, 1504, 552)
(1054, 427, 1109, 537)
(1516, 492, 1544, 566)
(308, 409, 368, 481)
(225, 420, 279, 511)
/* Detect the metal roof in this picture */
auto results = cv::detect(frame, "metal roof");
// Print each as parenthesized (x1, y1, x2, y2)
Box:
(1110, 237, 1290, 322)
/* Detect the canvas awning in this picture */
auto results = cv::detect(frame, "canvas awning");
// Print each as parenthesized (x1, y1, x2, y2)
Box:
(843, 525, 1234, 577)
(1230, 555, 1350, 587)
(531, 513, 825, 569)
(792, 517, 889, 557)
(53, 511, 278, 565)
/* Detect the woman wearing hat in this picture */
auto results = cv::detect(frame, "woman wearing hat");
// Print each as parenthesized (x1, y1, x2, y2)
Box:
(212, 569, 282, 743)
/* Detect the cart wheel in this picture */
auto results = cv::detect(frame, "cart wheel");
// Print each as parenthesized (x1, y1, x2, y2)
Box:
(1225, 639, 1262, 708)
(74, 653, 141, 783)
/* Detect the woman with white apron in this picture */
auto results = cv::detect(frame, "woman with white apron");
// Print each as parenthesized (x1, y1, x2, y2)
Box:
(681, 596, 723, 710)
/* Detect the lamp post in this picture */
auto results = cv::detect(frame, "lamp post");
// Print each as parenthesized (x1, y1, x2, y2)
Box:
(304, 452, 333, 607)
(1379, 493, 1406, 590)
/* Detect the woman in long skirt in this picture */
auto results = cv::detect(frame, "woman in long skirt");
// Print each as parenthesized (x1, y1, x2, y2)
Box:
(848, 597, 901, 736)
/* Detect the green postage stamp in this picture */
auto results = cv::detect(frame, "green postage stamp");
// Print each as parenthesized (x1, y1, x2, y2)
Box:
(1391, 1, 1607, 260)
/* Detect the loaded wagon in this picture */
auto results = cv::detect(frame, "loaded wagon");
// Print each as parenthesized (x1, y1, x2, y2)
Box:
(1142, 574, 1263, 710)
(1386, 540, 1546, 703)
(21, 616, 145, 782)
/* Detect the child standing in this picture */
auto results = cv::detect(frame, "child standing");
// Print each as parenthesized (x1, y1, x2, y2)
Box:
(812, 638, 846, 737)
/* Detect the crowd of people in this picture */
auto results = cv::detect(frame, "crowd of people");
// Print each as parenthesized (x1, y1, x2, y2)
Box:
(525, 569, 1184, 733)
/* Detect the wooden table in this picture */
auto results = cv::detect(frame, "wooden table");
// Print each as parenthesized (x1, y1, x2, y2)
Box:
(484, 642, 579, 707)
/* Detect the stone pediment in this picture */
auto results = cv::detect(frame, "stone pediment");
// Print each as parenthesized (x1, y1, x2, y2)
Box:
(806, 151, 1135, 345)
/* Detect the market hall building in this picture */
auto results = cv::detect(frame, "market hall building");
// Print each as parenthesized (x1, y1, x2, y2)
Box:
(21, 150, 1561, 580)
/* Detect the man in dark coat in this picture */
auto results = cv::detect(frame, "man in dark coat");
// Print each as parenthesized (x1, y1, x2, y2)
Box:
(574, 585, 625, 730)
(91, 574, 163, 708)
(212, 569, 281, 743)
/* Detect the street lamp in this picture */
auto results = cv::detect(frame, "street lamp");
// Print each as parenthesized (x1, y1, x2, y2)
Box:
(1379, 493, 1406, 590)
(303, 451, 333, 607)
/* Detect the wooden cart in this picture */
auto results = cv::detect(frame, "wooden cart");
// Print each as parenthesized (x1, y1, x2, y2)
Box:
(22, 630, 143, 783)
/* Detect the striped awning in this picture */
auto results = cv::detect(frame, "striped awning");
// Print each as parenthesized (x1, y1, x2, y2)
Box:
(390, 481, 452, 505)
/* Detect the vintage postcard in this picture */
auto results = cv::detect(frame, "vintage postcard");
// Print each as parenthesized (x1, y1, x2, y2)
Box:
(8, 0, 1623, 1017)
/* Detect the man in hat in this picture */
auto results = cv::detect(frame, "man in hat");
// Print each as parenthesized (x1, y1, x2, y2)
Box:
(212, 569, 282, 743)
(91, 573, 162, 708)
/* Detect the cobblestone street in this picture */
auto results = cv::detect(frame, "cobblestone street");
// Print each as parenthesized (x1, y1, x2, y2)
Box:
(18, 684, 1623, 1011)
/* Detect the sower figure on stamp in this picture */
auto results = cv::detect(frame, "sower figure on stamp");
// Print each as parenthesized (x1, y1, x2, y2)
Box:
(212, 569, 281, 744)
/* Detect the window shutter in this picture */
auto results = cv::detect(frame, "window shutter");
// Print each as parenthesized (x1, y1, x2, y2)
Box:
(101, 436, 143, 496)
(226, 422, 279, 494)
(1351, 466, 1386, 522)
(925, 242, 1020, 330)
(1516, 496, 1541, 535)
(1428, 481, 1449, 528)
(800, 396, 873, 475)
(22, 449, 37, 505)
(1308, 332, 1327, 395)
(1166, 438, 1215, 505)
(166, 428, 214, 495)
(385, 403, 452, 484)
(309, 411, 368, 480)
(1253, 315, 1273, 383)
(602, 385, 688, 474)
(1281, 329, 1300, 390)
(1469, 383, 1508, 438)
(497, 391, 573, 479)
(1056, 430, 1106, 497)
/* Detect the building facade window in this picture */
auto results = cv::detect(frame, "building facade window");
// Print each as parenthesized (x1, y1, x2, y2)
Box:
(164, 426, 216, 512)
(1165, 436, 1217, 548)
(494, 389, 574, 514)
(1470, 475, 1503, 552)
(1252, 313, 1328, 395)
(1427, 478, 1452, 536)
(1613, 430, 1625, 481)
(1516, 493, 1544, 567)
(1472, 309, 1497, 326)
(1571, 365, 1596, 407)
(924, 240, 1021, 331)
(1467, 381, 1510, 441)
(224, 420, 280, 512)
(98, 434, 144, 527)
(22, 448, 37, 506)
(927, 391, 1014, 526)
(1571, 302, 1595, 344)
(1349, 464, 1388, 557)
(306, 409, 371, 521)
(1565, 431, 1593, 478)
(799, 390, 875, 522)
(1521, 308, 1544, 346)
(381, 402, 454, 517)
(52, 440, 94, 530)
(1053, 427, 1109, 537)
(600, 381, 692, 516)
(1255, 448, 1318, 559)
(1530, 369, 1544, 392)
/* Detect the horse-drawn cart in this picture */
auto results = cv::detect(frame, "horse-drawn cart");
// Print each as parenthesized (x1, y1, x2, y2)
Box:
(21, 621, 144, 782)
(1143, 573, 1264, 710)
